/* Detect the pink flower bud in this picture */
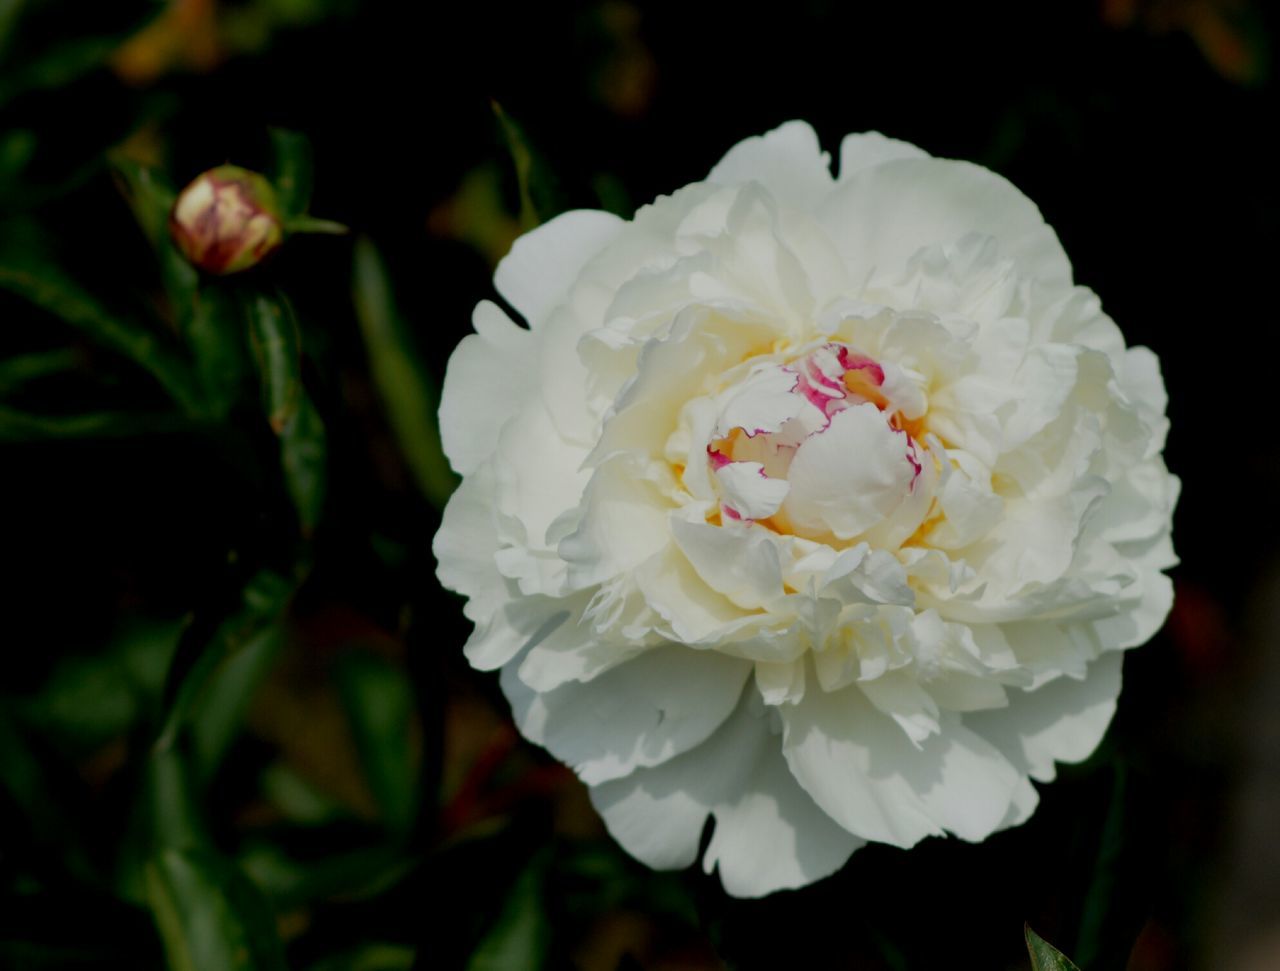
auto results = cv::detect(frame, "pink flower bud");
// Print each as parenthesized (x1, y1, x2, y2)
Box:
(169, 165, 284, 275)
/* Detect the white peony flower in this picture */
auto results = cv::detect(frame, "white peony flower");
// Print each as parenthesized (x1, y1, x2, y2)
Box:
(433, 121, 1178, 897)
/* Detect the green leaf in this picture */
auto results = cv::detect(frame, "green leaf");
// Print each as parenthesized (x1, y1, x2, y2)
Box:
(352, 236, 456, 507)
(0, 0, 163, 103)
(0, 239, 203, 414)
(156, 570, 295, 757)
(244, 291, 328, 532)
(0, 405, 187, 440)
(0, 712, 95, 881)
(491, 102, 566, 228)
(0, 36, 112, 104)
(0, 348, 79, 396)
(268, 128, 314, 219)
(186, 281, 252, 420)
(110, 155, 191, 288)
(19, 617, 183, 752)
(258, 762, 346, 825)
(238, 840, 412, 912)
(246, 291, 303, 433)
(281, 391, 327, 533)
(146, 849, 288, 971)
(1026, 925, 1082, 971)
(189, 622, 284, 785)
(1075, 762, 1126, 967)
(466, 852, 551, 971)
(146, 743, 207, 852)
(307, 944, 415, 971)
(335, 651, 418, 836)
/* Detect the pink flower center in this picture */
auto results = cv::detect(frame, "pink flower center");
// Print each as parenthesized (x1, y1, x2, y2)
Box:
(707, 343, 926, 529)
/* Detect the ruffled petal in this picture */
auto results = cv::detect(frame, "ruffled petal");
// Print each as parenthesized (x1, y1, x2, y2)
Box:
(438, 301, 537, 476)
(707, 120, 834, 213)
(503, 644, 751, 786)
(837, 131, 928, 180)
(965, 651, 1123, 783)
(432, 460, 504, 623)
(494, 209, 624, 327)
(592, 690, 862, 896)
(780, 680, 1020, 845)
(819, 156, 1072, 288)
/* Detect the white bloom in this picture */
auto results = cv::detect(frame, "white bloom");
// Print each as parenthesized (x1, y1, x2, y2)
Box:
(433, 122, 1178, 896)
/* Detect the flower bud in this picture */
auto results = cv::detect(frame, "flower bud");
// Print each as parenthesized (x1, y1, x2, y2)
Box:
(169, 165, 284, 275)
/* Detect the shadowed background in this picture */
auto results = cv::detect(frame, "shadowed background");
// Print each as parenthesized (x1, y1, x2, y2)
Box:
(1, 1, 1276, 968)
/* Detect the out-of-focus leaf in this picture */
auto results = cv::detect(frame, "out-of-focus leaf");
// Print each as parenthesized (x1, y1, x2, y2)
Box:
(0, 713, 95, 880)
(1073, 759, 1133, 968)
(0, 405, 187, 440)
(279, 384, 327, 531)
(268, 128, 313, 218)
(426, 164, 522, 267)
(239, 841, 413, 911)
(492, 102, 565, 228)
(465, 852, 551, 971)
(335, 651, 418, 836)
(259, 762, 346, 825)
(147, 744, 206, 852)
(307, 944, 415, 971)
(1026, 925, 1082, 971)
(19, 617, 183, 752)
(0, 0, 28, 53)
(189, 622, 284, 785)
(146, 849, 288, 971)
(0, 0, 163, 104)
(156, 570, 295, 755)
(111, 155, 190, 289)
(592, 171, 632, 218)
(352, 237, 456, 507)
(0, 36, 113, 103)
(0, 127, 37, 179)
(0, 348, 79, 395)
(0, 240, 202, 414)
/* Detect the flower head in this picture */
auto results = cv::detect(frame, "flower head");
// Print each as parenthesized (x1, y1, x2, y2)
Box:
(170, 164, 284, 275)
(433, 122, 1178, 896)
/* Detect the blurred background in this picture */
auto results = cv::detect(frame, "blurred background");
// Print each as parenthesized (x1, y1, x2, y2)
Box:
(1, 1, 1276, 968)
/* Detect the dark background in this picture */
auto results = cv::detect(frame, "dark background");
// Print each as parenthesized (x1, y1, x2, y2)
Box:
(1, 1, 1276, 968)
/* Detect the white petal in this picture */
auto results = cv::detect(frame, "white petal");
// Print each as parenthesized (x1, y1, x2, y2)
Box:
(779, 683, 938, 846)
(504, 644, 751, 786)
(780, 681, 1020, 845)
(703, 724, 864, 897)
(493, 209, 624, 326)
(464, 597, 570, 671)
(1088, 565, 1174, 650)
(859, 671, 942, 745)
(819, 156, 1072, 287)
(560, 455, 670, 590)
(438, 301, 536, 475)
(714, 462, 790, 521)
(965, 651, 1122, 783)
(491, 400, 591, 595)
(707, 120, 834, 212)
(837, 131, 928, 180)
(592, 691, 862, 896)
(782, 403, 915, 540)
(432, 461, 505, 623)
(670, 517, 784, 610)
